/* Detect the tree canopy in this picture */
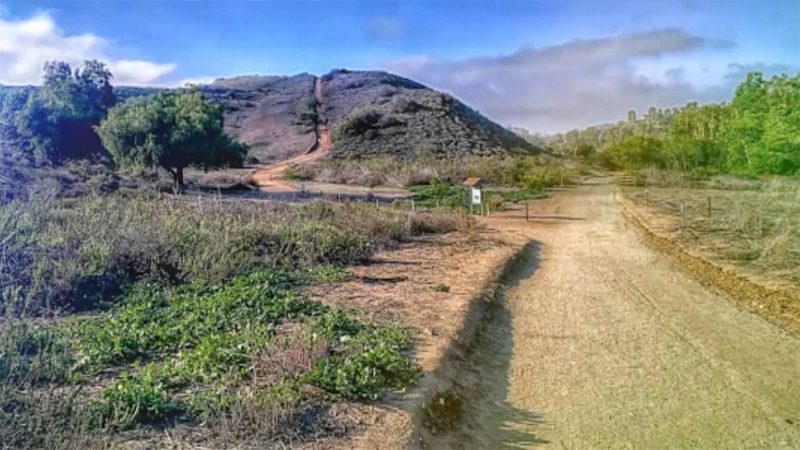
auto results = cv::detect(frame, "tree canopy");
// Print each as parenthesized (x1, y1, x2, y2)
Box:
(96, 90, 246, 186)
(536, 71, 800, 176)
(6, 60, 116, 164)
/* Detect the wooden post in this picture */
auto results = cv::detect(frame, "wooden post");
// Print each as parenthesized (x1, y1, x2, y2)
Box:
(411, 199, 415, 211)
(707, 196, 712, 218)
(680, 201, 685, 239)
(525, 202, 529, 222)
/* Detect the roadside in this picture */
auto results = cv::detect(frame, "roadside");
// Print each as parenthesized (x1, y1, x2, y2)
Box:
(298, 228, 531, 449)
(620, 186, 800, 335)
(425, 180, 800, 449)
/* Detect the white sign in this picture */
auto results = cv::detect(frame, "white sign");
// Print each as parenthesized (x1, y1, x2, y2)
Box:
(471, 187, 482, 205)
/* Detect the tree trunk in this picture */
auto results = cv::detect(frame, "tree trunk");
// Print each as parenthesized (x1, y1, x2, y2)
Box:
(167, 166, 185, 192)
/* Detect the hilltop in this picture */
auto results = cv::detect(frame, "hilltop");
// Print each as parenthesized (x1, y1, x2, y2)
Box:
(198, 69, 538, 162)
(3, 69, 539, 164)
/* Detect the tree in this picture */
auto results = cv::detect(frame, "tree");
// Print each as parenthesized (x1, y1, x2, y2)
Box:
(14, 60, 116, 163)
(96, 90, 246, 188)
(605, 136, 667, 170)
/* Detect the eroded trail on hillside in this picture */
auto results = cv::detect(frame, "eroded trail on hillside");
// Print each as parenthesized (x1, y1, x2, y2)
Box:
(249, 76, 331, 193)
(453, 182, 800, 449)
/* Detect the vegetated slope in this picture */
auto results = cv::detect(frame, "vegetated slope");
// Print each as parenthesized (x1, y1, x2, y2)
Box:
(118, 75, 319, 163)
(321, 70, 539, 159)
(3, 70, 538, 164)
(201, 74, 318, 163)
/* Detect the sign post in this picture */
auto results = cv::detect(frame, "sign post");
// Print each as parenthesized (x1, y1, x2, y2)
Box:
(463, 177, 483, 216)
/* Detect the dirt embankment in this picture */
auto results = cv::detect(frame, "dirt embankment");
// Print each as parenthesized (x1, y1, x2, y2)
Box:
(620, 192, 800, 336)
(298, 230, 532, 450)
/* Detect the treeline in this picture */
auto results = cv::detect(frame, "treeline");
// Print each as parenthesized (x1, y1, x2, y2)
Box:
(541, 71, 800, 176)
(0, 60, 245, 188)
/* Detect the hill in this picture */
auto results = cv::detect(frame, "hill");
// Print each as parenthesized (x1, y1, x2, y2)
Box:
(2, 70, 539, 164)
(319, 70, 537, 159)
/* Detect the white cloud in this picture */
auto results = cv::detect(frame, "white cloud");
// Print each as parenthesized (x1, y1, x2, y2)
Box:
(0, 11, 176, 85)
(383, 29, 795, 133)
(171, 76, 219, 88)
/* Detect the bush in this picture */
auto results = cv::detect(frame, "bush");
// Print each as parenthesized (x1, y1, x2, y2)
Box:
(0, 195, 455, 315)
(289, 155, 581, 190)
(421, 388, 464, 434)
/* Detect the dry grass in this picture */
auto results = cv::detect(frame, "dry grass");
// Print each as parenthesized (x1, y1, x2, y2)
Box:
(626, 179, 800, 285)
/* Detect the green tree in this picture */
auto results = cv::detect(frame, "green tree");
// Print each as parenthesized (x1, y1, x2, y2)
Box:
(96, 90, 246, 188)
(604, 135, 666, 170)
(14, 60, 116, 163)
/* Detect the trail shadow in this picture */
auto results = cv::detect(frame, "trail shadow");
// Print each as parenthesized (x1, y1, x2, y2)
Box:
(446, 241, 549, 448)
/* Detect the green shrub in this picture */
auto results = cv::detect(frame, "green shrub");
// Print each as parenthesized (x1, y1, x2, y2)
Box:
(0, 194, 453, 316)
(432, 282, 450, 292)
(421, 388, 464, 434)
(99, 364, 181, 429)
(305, 326, 419, 400)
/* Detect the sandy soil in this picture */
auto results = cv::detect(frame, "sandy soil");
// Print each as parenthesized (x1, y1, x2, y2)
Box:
(299, 231, 527, 450)
(249, 77, 332, 193)
(444, 180, 800, 449)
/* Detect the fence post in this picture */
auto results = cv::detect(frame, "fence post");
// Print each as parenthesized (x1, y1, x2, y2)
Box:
(411, 199, 415, 212)
(707, 196, 712, 218)
(680, 200, 685, 239)
(526, 202, 529, 222)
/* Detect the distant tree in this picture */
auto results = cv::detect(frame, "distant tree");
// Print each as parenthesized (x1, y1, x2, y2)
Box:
(14, 60, 116, 163)
(96, 90, 247, 188)
(605, 136, 666, 170)
(576, 143, 596, 160)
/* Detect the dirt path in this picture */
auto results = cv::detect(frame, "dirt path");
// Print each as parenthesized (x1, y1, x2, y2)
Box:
(455, 180, 800, 449)
(248, 77, 331, 193)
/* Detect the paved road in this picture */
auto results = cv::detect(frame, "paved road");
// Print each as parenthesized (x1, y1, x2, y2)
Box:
(465, 181, 800, 449)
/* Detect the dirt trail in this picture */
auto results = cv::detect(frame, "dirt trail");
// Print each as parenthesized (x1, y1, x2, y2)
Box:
(452, 180, 800, 449)
(249, 77, 331, 193)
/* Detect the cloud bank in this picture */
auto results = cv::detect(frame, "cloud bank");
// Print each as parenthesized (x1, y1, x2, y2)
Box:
(0, 12, 176, 86)
(383, 29, 794, 133)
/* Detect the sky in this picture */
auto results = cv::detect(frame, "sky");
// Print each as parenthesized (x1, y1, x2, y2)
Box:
(1, 0, 798, 133)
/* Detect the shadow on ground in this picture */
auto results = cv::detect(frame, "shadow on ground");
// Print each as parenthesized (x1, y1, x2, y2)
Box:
(435, 241, 549, 449)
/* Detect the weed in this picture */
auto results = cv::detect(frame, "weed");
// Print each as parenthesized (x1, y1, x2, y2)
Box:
(432, 283, 450, 293)
(421, 388, 464, 434)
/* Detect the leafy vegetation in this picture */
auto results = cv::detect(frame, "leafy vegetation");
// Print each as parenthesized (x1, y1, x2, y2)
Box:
(0, 194, 458, 316)
(286, 154, 583, 190)
(1, 270, 420, 444)
(0, 189, 460, 447)
(1, 60, 115, 164)
(534, 71, 800, 176)
(97, 90, 247, 188)
(421, 388, 464, 434)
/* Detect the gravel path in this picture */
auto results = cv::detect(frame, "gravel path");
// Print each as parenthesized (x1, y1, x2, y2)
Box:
(465, 180, 800, 449)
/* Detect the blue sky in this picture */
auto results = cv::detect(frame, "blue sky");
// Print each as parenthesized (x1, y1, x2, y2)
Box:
(1, 1, 798, 131)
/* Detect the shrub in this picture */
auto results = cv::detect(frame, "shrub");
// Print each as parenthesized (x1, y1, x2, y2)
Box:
(0, 195, 454, 315)
(304, 326, 419, 400)
(432, 282, 450, 292)
(99, 365, 180, 429)
(421, 388, 464, 434)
